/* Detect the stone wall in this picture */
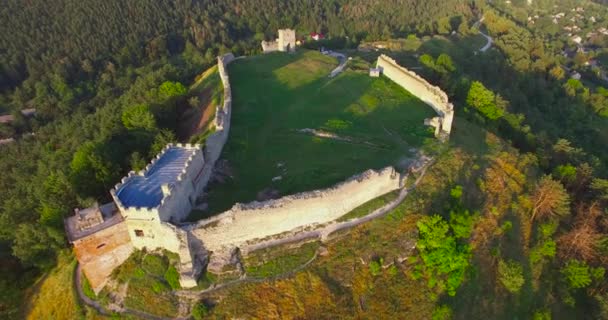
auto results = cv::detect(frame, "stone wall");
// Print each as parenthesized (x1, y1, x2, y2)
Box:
(190, 167, 402, 271)
(71, 52, 445, 290)
(73, 220, 133, 293)
(261, 29, 296, 53)
(110, 143, 205, 223)
(376, 54, 454, 137)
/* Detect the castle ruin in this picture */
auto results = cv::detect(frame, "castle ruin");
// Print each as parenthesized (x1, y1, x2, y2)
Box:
(66, 51, 455, 293)
(261, 29, 296, 53)
(376, 54, 454, 139)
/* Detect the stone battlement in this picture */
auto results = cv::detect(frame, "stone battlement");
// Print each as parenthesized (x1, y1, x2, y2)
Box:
(110, 143, 202, 216)
(376, 54, 454, 137)
(70, 50, 452, 292)
(261, 29, 296, 53)
(191, 166, 402, 266)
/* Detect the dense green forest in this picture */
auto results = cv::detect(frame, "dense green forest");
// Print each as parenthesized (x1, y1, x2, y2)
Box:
(1, 0, 608, 319)
(0, 0, 475, 317)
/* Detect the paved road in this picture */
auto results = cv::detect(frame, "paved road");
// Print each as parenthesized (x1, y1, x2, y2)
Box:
(478, 31, 493, 52)
(474, 16, 493, 53)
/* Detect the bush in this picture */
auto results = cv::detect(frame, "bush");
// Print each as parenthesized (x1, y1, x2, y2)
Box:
(369, 258, 383, 276)
(151, 281, 166, 294)
(497, 259, 525, 293)
(561, 259, 604, 289)
(192, 302, 209, 320)
(81, 273, 96, 299)
(164, 265, 181, 290)
(415, 215, 472, 296)
(432, 305, 453, 320)
(142, 254, 169, 276)
(532, 309, 551, 320)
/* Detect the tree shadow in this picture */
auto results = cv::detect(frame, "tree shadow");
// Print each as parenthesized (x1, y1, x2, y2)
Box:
(197, 50, 437, 217)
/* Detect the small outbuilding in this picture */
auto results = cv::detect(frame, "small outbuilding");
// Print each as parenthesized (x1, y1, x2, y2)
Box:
(310, 32, 325, 41)
(369, 67, 381, 77)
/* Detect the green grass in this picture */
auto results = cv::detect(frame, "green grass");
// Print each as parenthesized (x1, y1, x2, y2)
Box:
(25, 251, 84, 320)
(124, 276, 178, 318)
(193, 50, 435, 218)
(244, 241, 320, 278)
(337, 190, 399, 222)
(110, 251, 180, 318)
(179, 64, 224, 142)
(81, 273, 96, 300)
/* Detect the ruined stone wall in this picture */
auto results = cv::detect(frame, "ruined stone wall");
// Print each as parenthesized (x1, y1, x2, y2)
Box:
(74, 220, 133, 293)
(191, 167, 401, 269)
(376, 54, 454, 136)
(186, 53, 236, 208)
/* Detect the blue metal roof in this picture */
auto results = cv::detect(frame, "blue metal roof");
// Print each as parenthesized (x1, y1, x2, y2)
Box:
(116, 147, 196, 208)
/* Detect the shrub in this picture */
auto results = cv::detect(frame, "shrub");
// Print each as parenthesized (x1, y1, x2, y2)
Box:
(192, 302, 209, 320)
(164, 265, 181, 290)
(532, 309, 551, 320)
(497, 259, 525, 293)
(530, 239, 556, 264)
(388, 265, 399, 276)
(81, 273, 96, 299)
(432, 305, 453, 320)
(142, 254, 168, 276)
(369, 258, 383, 276)
(151, 279, 168, 294)
(415, 215, 472, 296)
(561, 259, 604, 289)
(449, 209, 475, 239)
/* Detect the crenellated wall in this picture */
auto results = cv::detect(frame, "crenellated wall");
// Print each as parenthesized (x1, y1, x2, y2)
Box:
(110, 143, 205, 222)
(376, 54, 454, 137)
(190, 167, 402, 271)
(71, 52, 448, 291)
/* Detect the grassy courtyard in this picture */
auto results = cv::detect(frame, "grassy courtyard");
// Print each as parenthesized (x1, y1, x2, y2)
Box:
(194, 50, 435, 218)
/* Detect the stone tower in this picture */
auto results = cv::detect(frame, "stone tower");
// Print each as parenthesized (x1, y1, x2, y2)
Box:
(278, 29, 296, 52)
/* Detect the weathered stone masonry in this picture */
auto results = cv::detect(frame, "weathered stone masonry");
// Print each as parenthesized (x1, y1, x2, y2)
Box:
(190, 167, 402, 271)
(376, 54, 454, 138)
(67, 50, 455, 293)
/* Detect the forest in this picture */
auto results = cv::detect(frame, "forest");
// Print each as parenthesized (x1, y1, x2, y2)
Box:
(1, 0, 607, 318)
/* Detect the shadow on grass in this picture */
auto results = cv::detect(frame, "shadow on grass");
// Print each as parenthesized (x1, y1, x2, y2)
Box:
(189, 50, 436, 220)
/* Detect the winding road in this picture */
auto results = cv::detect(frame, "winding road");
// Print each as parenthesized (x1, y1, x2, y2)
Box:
(478, 31, 493, 52)
(474, 16, 493, 53)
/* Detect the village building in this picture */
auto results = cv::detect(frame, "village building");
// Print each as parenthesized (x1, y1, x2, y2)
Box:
(0, 108, 37, 124)
(369, 67, 381, 77)
(310, 32, 325, 41)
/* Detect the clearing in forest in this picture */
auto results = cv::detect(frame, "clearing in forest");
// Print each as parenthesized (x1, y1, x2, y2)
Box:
(193, 50, 435, 219)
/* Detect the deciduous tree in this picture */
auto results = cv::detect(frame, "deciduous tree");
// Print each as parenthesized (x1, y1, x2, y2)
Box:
(530, 175, 570, 222)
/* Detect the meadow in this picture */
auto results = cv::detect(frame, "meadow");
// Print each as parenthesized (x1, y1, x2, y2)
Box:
(195, 50, 435, 218)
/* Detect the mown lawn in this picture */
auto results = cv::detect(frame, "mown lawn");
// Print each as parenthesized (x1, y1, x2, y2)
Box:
(194, 50, 435, 218)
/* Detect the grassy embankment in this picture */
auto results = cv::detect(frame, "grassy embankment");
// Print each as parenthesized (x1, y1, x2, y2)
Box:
(24, 251, 90, 320)
(100, 250, 181, 318)
(178, 64, 224, 143)
(196, 49, 435, 219)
